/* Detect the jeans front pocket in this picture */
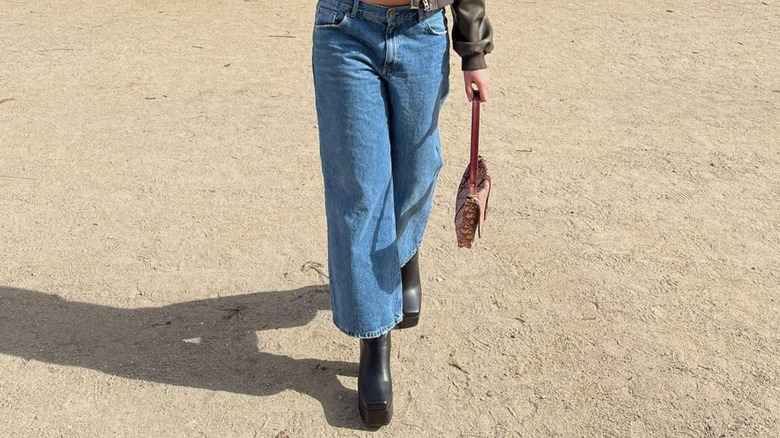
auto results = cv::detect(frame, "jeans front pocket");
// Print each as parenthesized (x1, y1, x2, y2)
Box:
(314, 3, 350, 30)
(422, 9, 448, 36)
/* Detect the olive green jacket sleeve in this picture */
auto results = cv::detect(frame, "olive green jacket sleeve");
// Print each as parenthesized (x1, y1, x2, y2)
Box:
(450, 0, 494, 70)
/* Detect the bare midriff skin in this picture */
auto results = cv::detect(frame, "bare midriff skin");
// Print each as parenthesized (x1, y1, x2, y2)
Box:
(361, 0, 411, 7)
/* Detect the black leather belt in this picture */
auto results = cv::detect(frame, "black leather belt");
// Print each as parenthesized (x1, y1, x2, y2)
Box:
(410, 0, 454, 11)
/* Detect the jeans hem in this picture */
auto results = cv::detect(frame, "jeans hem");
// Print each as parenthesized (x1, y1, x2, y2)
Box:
(333, 310, 404, 339)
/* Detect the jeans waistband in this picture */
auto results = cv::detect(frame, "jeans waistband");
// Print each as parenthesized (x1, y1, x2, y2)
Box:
(318, 0, 443, 24)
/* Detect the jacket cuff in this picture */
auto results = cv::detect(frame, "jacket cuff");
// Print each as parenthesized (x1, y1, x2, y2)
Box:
(461, 53, 487, 71)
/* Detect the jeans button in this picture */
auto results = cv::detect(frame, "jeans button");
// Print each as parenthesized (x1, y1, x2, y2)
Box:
(388, 9, 398, 17)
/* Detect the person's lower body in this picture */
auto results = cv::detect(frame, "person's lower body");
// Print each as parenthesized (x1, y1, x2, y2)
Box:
(311, 0, 450, 427)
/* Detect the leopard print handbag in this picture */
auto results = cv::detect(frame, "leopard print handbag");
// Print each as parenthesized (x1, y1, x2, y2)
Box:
(454, 90, 491, 248)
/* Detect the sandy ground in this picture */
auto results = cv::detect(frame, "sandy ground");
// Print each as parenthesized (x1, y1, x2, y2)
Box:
(1, 0, 779, 436)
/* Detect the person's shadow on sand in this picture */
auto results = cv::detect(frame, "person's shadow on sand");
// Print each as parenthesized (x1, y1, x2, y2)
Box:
(0, 285, 365, 429)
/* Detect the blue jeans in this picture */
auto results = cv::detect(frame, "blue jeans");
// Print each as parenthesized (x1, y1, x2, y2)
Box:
(311, 0, 450, 338)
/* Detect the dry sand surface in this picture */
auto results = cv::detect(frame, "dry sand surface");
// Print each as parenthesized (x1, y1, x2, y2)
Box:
(1, 0, 779, 436)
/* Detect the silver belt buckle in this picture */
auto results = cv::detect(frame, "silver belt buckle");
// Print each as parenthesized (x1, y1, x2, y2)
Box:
(410, 0, 429, 10)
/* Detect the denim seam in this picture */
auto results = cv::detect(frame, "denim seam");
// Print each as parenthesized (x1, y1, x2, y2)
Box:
(400, 152, 444, 267)
(400, 191, 436, 267)
(401, 230, 425, 268)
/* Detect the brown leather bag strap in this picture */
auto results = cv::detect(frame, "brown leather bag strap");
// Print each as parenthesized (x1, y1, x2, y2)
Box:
(469, 90, 481, 194)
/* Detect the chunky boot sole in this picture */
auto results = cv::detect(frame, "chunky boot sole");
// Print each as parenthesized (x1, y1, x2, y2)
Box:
(358, 332, 393, 428)
(358, 394, 393, 428)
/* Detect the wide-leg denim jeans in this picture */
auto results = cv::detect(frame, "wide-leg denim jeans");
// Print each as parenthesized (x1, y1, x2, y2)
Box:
(312, 0, 450, 338)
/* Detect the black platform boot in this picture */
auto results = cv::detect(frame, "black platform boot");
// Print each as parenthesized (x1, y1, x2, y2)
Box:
(397, 251, 421, 329)
(358, 332, 392, 428)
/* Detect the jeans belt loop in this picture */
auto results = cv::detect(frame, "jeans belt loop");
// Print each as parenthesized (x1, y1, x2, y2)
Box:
(350, 0, 360, 17)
